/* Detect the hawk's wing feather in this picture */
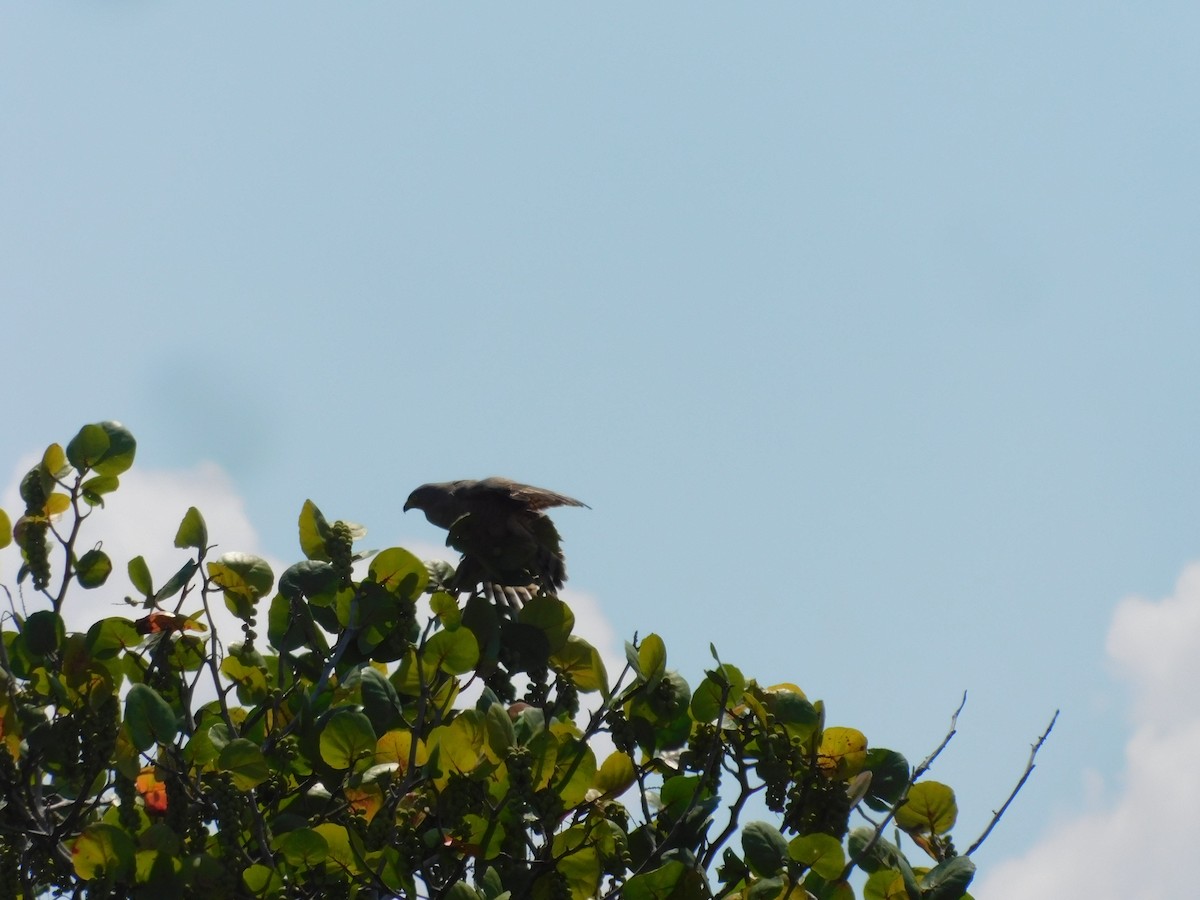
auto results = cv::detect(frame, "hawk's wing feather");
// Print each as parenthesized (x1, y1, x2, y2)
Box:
(471, 476, 589, 511)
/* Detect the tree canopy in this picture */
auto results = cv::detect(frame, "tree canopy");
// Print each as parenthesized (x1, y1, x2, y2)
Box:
(0, 422, 1050, 899)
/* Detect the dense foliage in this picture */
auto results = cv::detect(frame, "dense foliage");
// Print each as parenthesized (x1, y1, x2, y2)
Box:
(0, 422, 1002, 899)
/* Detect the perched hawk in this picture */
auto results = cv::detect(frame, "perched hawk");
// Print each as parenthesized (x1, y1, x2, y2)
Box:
(403, 477, 588, 600)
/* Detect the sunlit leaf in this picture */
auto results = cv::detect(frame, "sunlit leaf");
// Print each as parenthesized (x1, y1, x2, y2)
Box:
(550, 634, 609, 694)
(594, 751, 636, 798)
(66, 424, 111, 472)
(818, 726, 869, 778)
(638, 633, 667, 689)
(91, 421, 137, 476)
(320, 711, 377, 770)
(218, 738, 270, 790)
(423, 627, 479, 675)
(368, 547, 428, 601)
(174, 507, 208, 549)
(71, 823, 135, 881)
(895, 781, 958, 835)
(788, 832, 846, 880)
(298, 499, 332, 561)
(375, 729, 429, 773)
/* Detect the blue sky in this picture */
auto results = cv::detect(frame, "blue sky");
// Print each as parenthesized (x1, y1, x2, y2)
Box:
(4, 4, 1199, 895)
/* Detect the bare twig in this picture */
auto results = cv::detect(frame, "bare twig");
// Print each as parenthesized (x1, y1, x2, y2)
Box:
(841, 690, 968, 881)
(966, 709, 1059, 856)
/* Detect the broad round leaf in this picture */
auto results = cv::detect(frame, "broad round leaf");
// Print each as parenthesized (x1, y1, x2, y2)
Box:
(208, 552, 274, 617)
(218, 738, 270, 790)
(76, 548, 112, 588)
(594, 751, 636, 798)
(273, 828, 329, 868)
(91, 421, 137, 476)
(125, 684, 178, 750)
(895, 781, 958, 835)
(368, 547, 428, 601)
(23, 610, 65, 656)
(319, 711, 377, 770)
(375, 729, 429, 773)
(550, 634, 610, 694)
(86, 617, 141, 658)
(788, 832, 846, 880)
(0, 508, 10, 549)
(66, 424, 111, 471)
(71, 823, 135, 881)
(742, 820, 788, 877)
(920, 855, 976, 900)
(423, 627, 479, 675)
(519, 594, 574, 652)
(818, 726, 869, 778)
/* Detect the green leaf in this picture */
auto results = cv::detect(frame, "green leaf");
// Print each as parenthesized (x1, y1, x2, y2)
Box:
(80, 474, 120, 506)
(71, 823, 136, 881)
(368, 547, 429, 601)
(208, 552, 275, 619)
(86, 617, 141, 659)
(594, 751, 636, 798)
(320, 711, 377, 770)
(895, 781, 958, 835)
(550, 634, 609, 694)
(638, 632, 667, 689)
(242, 863, 283, 897)
(920, 856, 976, 900)
(128, 555, 153, 597)
(690, 663, 746, 722)
(519, 594, 574, 652)
(174, 507, 208, 549)
(622, 860, 706, 900)
(359, 666, 402, 735)
(76, 549, 112, 588)
(298, 499, 332, 560)
(124, 684, 178, 751)
(0, 508, 10, 549)
(218, 738, 270, 790)
(154, 559, 198, 602)
(272, 828, 329, 868)
(485, 702, 516, 758)
(424, 627, 480, 675)
(91, 421, 137, 476)
(742, 821, 788, 877)
(23, 610, 65, 656)
(312, 823, 358, 874)
(431, 591, 461, 627)
(444, 883, 485, 900)
(66, 424, 111, 471)
(42, 443, 70, 478)
(788, 832, 846, 880)
(864, 748, 910, 812)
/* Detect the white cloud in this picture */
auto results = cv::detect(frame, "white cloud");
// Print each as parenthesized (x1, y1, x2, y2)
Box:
(975, 564, 1200, 899)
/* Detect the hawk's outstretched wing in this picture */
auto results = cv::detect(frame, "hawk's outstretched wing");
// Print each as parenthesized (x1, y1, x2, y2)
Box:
(404, 477, 587, 599)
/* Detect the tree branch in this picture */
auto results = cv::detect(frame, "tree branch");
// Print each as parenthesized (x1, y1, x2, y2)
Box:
(966, 709, 1058, 856)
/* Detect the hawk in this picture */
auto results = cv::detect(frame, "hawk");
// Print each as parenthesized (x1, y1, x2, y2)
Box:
(403, 477, 588, 601)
